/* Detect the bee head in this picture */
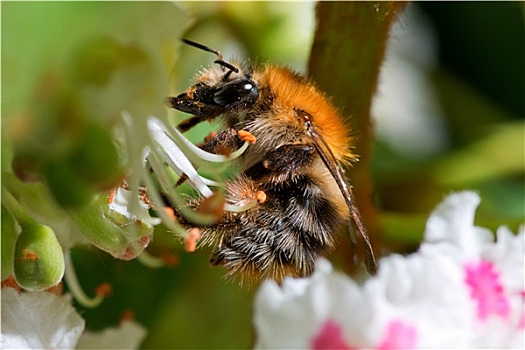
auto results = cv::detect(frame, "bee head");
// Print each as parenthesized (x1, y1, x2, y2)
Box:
(168, 39, 259, 120)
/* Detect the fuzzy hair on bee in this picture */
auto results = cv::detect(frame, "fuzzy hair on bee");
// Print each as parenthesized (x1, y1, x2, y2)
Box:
(168, 39, 377, 283)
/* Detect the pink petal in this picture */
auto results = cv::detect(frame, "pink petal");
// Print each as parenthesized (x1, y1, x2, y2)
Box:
(464, 260, 510, 321)
(311, 319, 354, 350)
(519, 291, 525, 329)
(377, 320, 418, 350)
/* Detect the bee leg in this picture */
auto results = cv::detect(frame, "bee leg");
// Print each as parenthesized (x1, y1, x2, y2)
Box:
(200, 128, 243, 156)
(174, 128, 242, 188)
(246, 144, 316, 180)
(177, 116, 204, 132)
(264, 144, 315, 170)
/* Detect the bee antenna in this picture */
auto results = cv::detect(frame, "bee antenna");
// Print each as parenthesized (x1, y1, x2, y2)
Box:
(181, 38, 223, 60)
(214, 59, 239, 74)
(181, 38, 239, 77)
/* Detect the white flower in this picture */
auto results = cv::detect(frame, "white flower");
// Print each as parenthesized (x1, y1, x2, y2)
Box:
(1, 287, 148, 349)
(76, 320, 147, 349)
(1, 287, 85, 349)
(120, 114, 257, 237)
(253, 191, 524, 349)
(108, 186, 161, 227)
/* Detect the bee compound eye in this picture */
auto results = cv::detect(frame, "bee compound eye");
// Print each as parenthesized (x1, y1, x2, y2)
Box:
(213, 80, 258, 106)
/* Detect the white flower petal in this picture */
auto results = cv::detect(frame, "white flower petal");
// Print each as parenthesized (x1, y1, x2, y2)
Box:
(109, 187, 160, 226)
(366, 253, 474, 348)
(75, 320, 147, 349)
(424, 191, 479, 243)
(485, 226, 524, 292)
(422, 191, 493, 259)
(1, 287, 85, 349)
(147, 117, 214, 198)
(254, 259, 367, 349)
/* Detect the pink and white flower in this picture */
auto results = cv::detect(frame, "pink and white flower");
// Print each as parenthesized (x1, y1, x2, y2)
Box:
(254, 191, 524, 349)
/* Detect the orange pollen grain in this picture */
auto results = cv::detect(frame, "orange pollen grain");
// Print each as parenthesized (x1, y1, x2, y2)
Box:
(237, 130, 256, 144)
(184, 228, 201, 252)
(256, 190, 267, 204)
(138, 187, 154, 209)
(107, 188, 116, 204)
(21, 249, 39, 261)
(204, 131, 218, 143)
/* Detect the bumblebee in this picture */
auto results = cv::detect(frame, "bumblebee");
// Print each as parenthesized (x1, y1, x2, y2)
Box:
(168, 39, 377, 282)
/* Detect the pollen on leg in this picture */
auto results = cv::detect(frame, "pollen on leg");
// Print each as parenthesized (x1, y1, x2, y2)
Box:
(256, 190, 267, 204)
(237, 130, 256, 144)
(204, 131, 218, 143)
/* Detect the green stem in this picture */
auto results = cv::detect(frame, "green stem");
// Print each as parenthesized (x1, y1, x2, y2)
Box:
(63, 250, 105, 308)
(1, 187, 37, 229)
(307, 1, 406, 272)
(137, 250, 166, 269)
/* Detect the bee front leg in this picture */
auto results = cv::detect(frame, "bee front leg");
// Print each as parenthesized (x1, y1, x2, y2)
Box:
(201, 128, 244, 156)
(177, 116, 204, 133)
(173, 128, 242, 189)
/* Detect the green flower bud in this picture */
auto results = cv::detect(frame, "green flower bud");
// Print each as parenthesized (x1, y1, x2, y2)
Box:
(14, 224, 65, 291)
(1, 206, 17, 280)
(69, 193, 153, 260)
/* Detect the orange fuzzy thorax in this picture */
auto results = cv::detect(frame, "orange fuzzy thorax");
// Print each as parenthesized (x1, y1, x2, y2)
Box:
(258, 65, 355, 164)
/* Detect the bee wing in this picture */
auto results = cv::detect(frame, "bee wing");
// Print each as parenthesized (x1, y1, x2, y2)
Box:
(306, 123, 378, 275)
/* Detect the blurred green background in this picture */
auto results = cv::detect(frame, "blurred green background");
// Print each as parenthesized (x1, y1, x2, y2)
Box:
(2, 2, 523, 349)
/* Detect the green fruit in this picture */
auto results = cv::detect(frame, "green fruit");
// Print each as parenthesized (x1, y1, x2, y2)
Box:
(14, 224, 65, 291)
